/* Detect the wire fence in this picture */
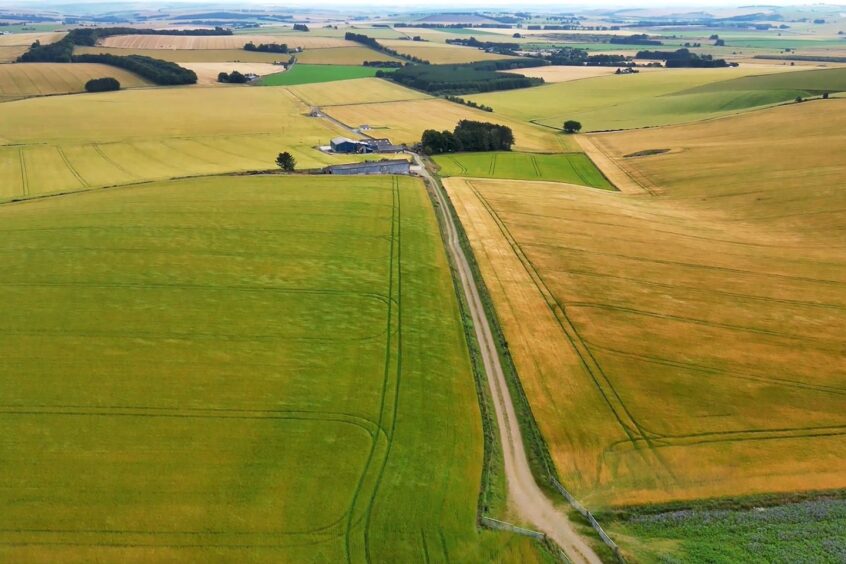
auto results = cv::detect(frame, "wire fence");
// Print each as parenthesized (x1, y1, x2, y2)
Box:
(480, 516, 545, 540)
(550, 478, 626, 563)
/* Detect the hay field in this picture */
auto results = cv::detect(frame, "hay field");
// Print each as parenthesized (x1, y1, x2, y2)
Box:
(0, 63, 151, 102)
(324, 98, 574, 153)
(100, 34, 352, 50)
(0, 87, 363, 201)
(74, 46, 290, 63)
(378, 40, 516, 63)
(434, 151, 613, 189)
(287, 77, 429, 107)
(0, 174, 544, 562)
(445, 99, 846, 508)
(297, 46, 400, 65)
(467, 66, 811, 131)
(178, 62, 282, 85)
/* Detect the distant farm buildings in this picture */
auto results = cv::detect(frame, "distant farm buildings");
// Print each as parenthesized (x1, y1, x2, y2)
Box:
(329, 136, 404, 154)
(325, 159, 411, 176)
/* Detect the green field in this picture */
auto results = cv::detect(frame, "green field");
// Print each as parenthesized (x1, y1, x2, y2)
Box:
(259, 64, 381, 86)
(611, 498, 846, 563)
(434, 151, 613, 189)
(0, 174, 547, 562)
(467, 66, 835, 131)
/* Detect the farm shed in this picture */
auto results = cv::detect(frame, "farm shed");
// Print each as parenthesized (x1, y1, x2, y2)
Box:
(325, 159, 410, 175)
(330, 136, 363, 153)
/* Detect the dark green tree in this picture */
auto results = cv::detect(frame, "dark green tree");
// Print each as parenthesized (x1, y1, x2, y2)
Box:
(85, 77, 120, 92)
(563, 120, 582, 134)
(276, 152, 296, 172)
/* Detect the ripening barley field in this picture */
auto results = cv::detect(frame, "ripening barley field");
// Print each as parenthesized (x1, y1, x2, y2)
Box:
(378, 40, 516, 64)
(0, 174, 548, 563)
(0, 63, 151, 102)
(0, 87, 367, 201)
(286, 77, 429, 107)
(296, 46, 401, 65)
(445, 99, 846, 509)
(466, 66, 838, 131)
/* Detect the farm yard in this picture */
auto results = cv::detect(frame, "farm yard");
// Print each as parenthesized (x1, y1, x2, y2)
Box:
(0, 175, 545, 563)
(445, 99, 846, 514)
(323, 98, 573, 153)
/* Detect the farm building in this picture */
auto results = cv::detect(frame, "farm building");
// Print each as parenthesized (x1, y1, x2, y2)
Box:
(330, 137, 362, 153)
(325, 159, 410, 175)
(329, 136, 403, 154)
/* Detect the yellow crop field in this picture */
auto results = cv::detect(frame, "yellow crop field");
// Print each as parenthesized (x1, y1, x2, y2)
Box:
(445, 99, 846, 509)
(100, 34, 352, 50)
(513, 64, 658, 83)
(0, 63, 151, 102)
(286, 77, 429, 106)
(324, 98, 574, 153)
(0, 87, 366, 201)
(74, 46, 291, 63)
(0, 31, 66, 46)
(296, 46, 399, 65)
(0, 45, 26, 62)
(379, 40, 516, 63)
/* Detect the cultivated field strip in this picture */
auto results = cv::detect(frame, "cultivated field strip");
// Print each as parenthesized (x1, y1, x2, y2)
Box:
(0, 175, 543, 562)
(444, 103, 846, 507)
(100, 34, 353, 50)
(0, 63, 150, 102)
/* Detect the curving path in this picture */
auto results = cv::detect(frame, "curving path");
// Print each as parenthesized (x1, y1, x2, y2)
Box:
(412, 153, 602, 564)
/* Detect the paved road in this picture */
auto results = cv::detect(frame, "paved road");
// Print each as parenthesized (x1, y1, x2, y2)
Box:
(412, 153, 602, 564)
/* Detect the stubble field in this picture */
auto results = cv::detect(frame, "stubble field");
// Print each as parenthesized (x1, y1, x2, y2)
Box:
(445, 99, 846, 509)
(0, 174, 545, 562)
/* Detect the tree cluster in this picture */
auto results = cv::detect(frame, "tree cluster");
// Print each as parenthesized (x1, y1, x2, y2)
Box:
(609, 34, 663, 46)
(74, 54, 197, 85)
(421, 120, 514, 154)
(445, 37, 520, 55)
(635, 48, 730, 68)
(293, 24, 309, 32)
(381, 60, 543, 95)
(84, 76, 120, 92)
(244, 41, 288, 53)
(217, 70, 249, 83)
(540, 47, 629, 67)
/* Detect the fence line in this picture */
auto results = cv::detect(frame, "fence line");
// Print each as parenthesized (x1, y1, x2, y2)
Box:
(550, 478, 626, 563)
(480, 516, 545, 540)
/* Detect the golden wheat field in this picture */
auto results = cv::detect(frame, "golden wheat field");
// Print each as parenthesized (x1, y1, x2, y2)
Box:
(286, 76, 429, 107)
(0, 86, 364, 201)
(445, 99, 846, 508)
(100, 34, 352, 50)
(296, 46, 400, 65)
(73, 45, 291, 63)
(324, 98, 574, 153)
(0, 62, 151, 101)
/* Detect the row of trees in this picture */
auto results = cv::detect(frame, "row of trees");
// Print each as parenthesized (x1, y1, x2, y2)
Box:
(74, 54, 197, 85)
(344, 32, 430, 65)
(244, 41, 288, 53)
(421, 120, 514, 154)
(444, 95, 493, 112)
